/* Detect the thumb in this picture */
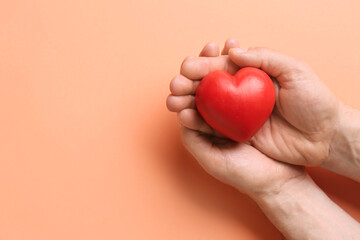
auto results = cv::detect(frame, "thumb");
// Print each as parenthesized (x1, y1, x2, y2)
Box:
(228, 47, 310, 86)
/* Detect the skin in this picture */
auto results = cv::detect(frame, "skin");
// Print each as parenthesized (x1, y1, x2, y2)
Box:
(166, 38, 360, 239)
(167, 40, 307, 196)
(167, 39, 360, 181)
(168, 40, 340, 167)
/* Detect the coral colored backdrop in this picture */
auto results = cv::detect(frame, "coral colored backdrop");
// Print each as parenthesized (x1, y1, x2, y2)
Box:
(1, 0, 360, 239)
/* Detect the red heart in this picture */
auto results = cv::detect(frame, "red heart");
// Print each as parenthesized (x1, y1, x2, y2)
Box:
(195, 67, 275, 142)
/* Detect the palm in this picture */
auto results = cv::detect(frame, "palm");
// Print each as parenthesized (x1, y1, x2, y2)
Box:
(166, 39, 327, 194)
(253, 72, 339, 166)
(167, 42, 339, 167)
(181, 127, 305, 196)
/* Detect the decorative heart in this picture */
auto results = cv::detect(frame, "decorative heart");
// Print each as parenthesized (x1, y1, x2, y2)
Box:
(195, 67, 275, 142)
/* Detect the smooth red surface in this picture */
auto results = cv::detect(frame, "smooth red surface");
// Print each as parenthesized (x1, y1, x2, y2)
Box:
(196, 68, 276, 142)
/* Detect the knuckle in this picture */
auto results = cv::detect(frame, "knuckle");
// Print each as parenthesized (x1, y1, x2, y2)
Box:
(166, 95, 175, 112)
(169, 76, 176, 92)
(169, 75, 180, 93)
(181, 56, 194, 67)
(225, 38, 238, 45)
(180, 56, 194, 75)
(206, 42, 217, 48)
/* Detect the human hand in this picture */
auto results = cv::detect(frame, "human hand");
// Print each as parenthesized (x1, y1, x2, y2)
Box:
(166, 40, 306, 197)
(168, 38, 341, 168)
(166, 40, 360, 240)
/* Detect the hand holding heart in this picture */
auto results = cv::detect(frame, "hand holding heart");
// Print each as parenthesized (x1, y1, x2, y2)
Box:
(166, 39, 340, 195)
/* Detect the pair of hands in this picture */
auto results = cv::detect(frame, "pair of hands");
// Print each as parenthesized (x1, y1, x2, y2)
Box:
(166, 38, 341, 198)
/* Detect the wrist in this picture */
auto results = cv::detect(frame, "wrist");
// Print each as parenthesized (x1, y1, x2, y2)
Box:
(249, 171, 317, 203)
(323, 102, 360, 182)
(249, 173, 360, 240)
(250, 174, 320, 240)
(249, 172, 313, 203)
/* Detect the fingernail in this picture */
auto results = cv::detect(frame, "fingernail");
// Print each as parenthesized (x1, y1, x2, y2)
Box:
(231, 48, 248, 54)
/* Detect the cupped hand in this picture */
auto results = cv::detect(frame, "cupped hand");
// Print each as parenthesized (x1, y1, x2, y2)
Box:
(166, 40, 307, 197)
(167, 38, 340, 167)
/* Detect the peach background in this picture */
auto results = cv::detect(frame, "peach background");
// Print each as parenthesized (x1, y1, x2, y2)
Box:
(1, 0, 360, 239)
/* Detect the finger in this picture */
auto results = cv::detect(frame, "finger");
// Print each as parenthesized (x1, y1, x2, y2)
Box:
(199, 42, 220, 57)
(178, 109, 224, 137)
(228, 47, 312, 87)
(221, 38, 240, 55)
(169, 75, 200, 96)
(181, 55, 239, 80)
(166, 95, 195, 112)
